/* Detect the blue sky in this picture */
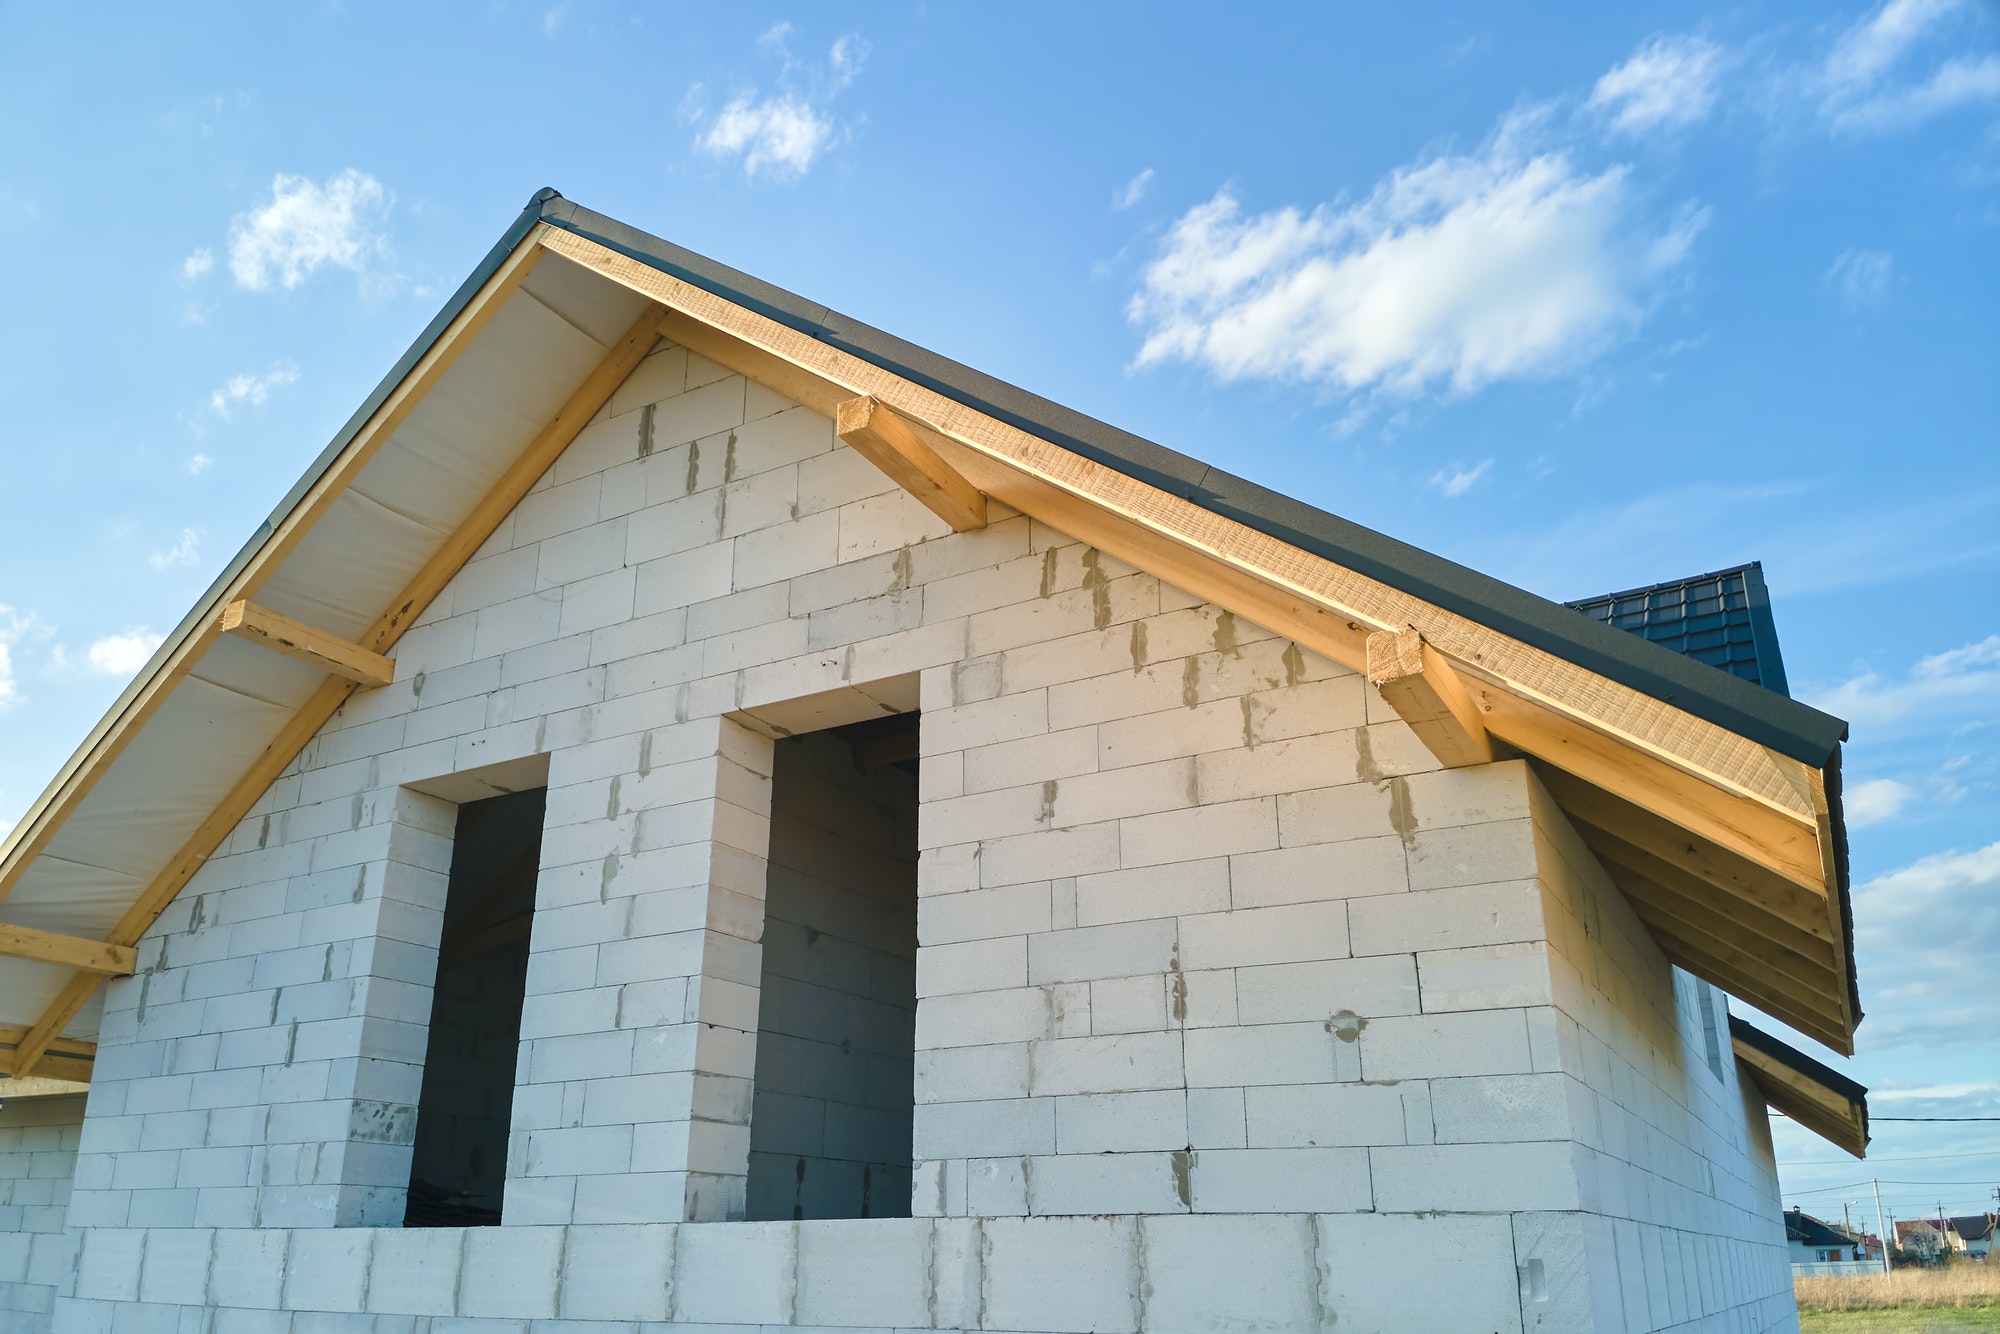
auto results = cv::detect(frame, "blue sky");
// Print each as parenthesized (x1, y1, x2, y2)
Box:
(1, 1, 1996, 1225)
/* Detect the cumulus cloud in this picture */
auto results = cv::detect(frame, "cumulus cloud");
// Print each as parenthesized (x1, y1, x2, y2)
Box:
(1429, 461, 1493, 498)
(149, 528, 203, 570)
(1590, 35, 1724, 134)
(1807, 635, 2000, 733)
(182, 248, 214, 281)
(691, 32, 866, 181)
(227, 169, 390, 290)
(1826, 247, 1894, 312)
(1845, 776, 1917, 826)
(1128, 118, 1707, 399)
(211, 361, 299, 419)
(1115, 168, 1156, 210)
(1820, 0, 2000, 133)
(699, 96, 834, 179)
(185, 453, 213, 476)
(86, 631, 164, 678)
(1853, 840, 2000, 1041)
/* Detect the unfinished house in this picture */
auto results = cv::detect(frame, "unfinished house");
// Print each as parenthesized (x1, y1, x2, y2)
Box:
(0, 191, 1871, 1333)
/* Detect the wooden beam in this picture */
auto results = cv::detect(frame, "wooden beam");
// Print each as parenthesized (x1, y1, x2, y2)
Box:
(1647, 925, 1849, 1055)
(1367, 629, 1495, 768)
(1576, 822, 1836, 965)
(835, 396, 988, 533)
(0, 225, 549, 907)
(10, 295, 665, 1078)
(1537, 764, 1831, 933)
(218, 601, 394, 688)
(0, 924, 133, 976)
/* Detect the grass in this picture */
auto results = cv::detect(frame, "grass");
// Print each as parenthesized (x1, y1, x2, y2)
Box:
(1797, 1266, 2000, 1332)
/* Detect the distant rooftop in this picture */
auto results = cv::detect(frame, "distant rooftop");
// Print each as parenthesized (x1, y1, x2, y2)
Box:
(1567, 562, 1790, 697)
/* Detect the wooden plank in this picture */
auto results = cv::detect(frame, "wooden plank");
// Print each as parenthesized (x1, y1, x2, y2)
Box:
(218, 600, 395, 688)
(1734, 1036, 1868, 1158)
(0, 1027, 95, 1058)
(1537, 765, 1831, 933)
(367, 302, 668, 651)
(835, 396, 988, 532)
(1625, 902, 1849, 1052)
(9, 974, 102, 1079)
(0, 227, 549, 907)
(12, 292, 665, 1077)
(1621, 882, 1831, 1000)
(0, 924, 134, 976)
(1576, 822, 1837, 964)
(1367, 628, 1494, 768)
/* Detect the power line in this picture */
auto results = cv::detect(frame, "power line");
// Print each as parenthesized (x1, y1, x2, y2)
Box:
(1872, 1116, 2000, 1122)
(1783, 1149, 2000, 1165)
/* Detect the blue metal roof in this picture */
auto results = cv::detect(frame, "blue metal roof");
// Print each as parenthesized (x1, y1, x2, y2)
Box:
(1567, 562, 1791, 698)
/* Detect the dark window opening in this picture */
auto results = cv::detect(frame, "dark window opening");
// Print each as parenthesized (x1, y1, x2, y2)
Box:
(404, 786, 544, 1227)
(746, 712, 919, 1221)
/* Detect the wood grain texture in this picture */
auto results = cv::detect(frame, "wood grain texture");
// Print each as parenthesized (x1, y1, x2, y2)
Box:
(1367, 628, 1495, 768)
(1734, 1035, 1868, 1158)
(0, 925, 135, 975)
(835, 395, 988, 532)
(219, 600, 395, 688)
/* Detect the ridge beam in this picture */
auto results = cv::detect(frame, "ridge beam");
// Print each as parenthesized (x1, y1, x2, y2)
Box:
(1367, 628, 1495, 768)
(836, 395, 988, 533)
(0, 923, 135, 976)
(219, 600, 395, 689)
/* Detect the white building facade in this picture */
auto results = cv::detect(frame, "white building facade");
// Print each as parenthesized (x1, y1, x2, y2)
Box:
(0, 194, 1868, 1334)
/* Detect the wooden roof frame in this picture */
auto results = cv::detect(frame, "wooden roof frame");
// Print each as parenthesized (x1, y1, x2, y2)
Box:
(1732, 1015, 1869, 1158)
(0, 203, 1864, 1081)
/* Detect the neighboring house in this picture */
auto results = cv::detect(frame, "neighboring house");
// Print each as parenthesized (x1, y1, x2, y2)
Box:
(0, 191, 1875, 1334)
(1786, 1208, 1866, 1264)
(1897, 1219, 1960, 1260)
(1951, 1215, 1998, 1260)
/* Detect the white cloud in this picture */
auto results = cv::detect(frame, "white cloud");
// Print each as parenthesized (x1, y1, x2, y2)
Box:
(0, 607, 52, 712)
(699, 96, 834, 179)
(1428, 460, 1493, 497)
(1826, 247, 1893, 312)
(210, 361, 299, 419)
(1819, 0, 2000, 132)
(185, 453, 214, 476)
(1128, 119, 1707, 399)
(227, 169, 390, 291)
(1852, 840, 2000, 1042)
(1807, 635, 2000, 733)
(182, 247, 214, 281)
(1590, 35, 1723, 135)
(830, 34, 869, 89)
(86, 631, 164, 678)
(691, 33, 866, 181)
(1115, 168, 1156, 210)
(1845, 776, 1916, 826)
(149, 527, 204, 570)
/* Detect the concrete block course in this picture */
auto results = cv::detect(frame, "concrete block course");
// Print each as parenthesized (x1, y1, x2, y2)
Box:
(17, 361, 1800, 1334)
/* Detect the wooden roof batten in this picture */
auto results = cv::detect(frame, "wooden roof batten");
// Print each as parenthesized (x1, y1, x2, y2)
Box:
(0, 211, 1859, 1085)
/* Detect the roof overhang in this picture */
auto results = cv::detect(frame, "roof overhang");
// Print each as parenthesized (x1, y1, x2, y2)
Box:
(1732, 1015, 1870, 1158)
(0, 190, 1863, 1087)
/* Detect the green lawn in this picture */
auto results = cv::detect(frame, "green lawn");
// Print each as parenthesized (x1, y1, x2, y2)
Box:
(1801, 1311, 2000, 1333)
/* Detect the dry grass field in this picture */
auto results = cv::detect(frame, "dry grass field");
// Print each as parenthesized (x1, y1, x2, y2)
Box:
(1797, 1265, 2000, 1333)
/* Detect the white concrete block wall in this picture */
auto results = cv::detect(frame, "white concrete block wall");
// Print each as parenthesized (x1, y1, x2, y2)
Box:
(22, 339, 1805, 1332)
(1523, 774, 1797, 1334)
(0, 1098, 84, 1334)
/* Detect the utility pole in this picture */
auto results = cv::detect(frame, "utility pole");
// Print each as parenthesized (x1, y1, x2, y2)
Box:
(1874, 1181, 1892, 1277)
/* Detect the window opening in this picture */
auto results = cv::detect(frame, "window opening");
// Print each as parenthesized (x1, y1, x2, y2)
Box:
(404, 786, 545, 1226)
(1698, 982, 1725, 1082)
(745, 711, 919, 1221)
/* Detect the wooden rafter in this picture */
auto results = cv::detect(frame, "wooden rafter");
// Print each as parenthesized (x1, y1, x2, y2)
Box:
(219, 600, 395, 688)
(0, 227, 550, 909)
(835, 395, 988, 532)
(1731, 1016, 1868, 1158)
(6, 284, 668, 1078)
(538, 225, 1859, 1050)
(0, 924, 134, 975)
(1366, 628, 1495, 768)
